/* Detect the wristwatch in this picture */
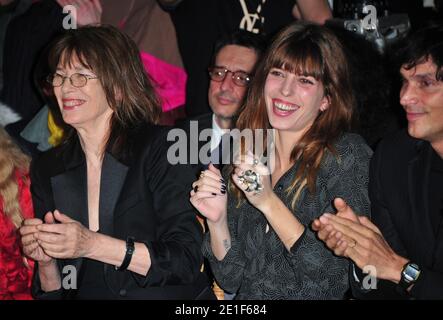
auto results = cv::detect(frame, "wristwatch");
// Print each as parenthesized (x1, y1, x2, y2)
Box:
(399, 262, 421, 290)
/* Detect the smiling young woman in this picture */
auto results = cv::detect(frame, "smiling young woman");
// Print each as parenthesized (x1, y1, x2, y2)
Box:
(191, 22, 372, 299)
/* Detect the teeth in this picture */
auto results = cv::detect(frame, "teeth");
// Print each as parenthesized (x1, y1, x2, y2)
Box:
(275, 102, 298, 111)
(64, 100, 84, 107)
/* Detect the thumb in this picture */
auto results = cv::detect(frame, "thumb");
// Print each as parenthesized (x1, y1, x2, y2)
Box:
(334, 198, 359, 223)
(208, 163, 221, 176)
(44, 211, 55, 224)
(53, 210, 74, 223)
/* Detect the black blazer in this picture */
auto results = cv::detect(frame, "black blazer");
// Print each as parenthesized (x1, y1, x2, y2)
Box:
(351, 130, 443, 299)
(30, 124, 211, 299)
(175, 112, 233, 170)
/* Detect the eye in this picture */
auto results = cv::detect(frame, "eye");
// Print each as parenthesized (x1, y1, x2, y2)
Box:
(298, 77, 314, 85)
(419, 79, 436, 87)
(269, 68, 284, 77)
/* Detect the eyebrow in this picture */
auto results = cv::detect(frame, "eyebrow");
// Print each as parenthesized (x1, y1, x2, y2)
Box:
(214, 65, 249, 73)
(56, 65, 92, 73)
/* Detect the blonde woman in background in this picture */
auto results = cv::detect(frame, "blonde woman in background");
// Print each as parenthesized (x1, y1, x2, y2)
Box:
(0, 127, 34, 300)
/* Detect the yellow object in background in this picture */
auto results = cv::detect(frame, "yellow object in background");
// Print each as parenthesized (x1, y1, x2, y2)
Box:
(47, 110, 63, 147)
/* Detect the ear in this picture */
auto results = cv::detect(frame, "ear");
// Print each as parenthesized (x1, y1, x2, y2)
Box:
(319, 94, 330, 112)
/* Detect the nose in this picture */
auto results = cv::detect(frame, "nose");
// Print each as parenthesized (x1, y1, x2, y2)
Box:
(220, 72, 235, 91)
(280, 75, 295, 97)
(60, 76, 76, 93)
(400, 82, 419, 107)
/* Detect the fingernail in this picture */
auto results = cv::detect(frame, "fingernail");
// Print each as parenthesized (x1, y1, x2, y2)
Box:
(324, 213, 332, 217)
(221, 189, 226, 194)
(220, 178, 225, 183)
(212, 193, 216, 196)
(319, 216, 328, 223)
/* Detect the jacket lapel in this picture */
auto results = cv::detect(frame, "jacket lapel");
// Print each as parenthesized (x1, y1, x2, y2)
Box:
(50, 137, 87, 274)
(99, 152, 129, 236)
(408, 141, 434, 264)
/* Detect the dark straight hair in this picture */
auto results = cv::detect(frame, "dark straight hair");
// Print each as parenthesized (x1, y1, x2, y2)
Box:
(396, 23, 443, 81)
(47, 24, 161, 158)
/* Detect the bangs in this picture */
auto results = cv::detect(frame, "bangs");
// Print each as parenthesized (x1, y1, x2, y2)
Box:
(48, 34, 97, 73)
(269, 37, 324, 80)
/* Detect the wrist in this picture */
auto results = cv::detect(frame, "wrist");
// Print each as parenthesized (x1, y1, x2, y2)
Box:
(387, 255, 409, 283)
(256, 192, 278, 215)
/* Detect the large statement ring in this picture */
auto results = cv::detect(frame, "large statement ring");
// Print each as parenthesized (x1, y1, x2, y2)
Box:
(238, 169, 263, 194)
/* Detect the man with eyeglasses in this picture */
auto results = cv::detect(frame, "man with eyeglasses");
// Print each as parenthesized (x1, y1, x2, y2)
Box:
(176, 30, 265, 299)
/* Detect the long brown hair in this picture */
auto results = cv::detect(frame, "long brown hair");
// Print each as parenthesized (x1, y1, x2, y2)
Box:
(46, 25, 161, 157)
(233, 22, 355, 207)
(0, 127, 30, 228)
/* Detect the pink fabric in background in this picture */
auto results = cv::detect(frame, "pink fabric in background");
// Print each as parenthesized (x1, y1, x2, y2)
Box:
(140, 52, 187, 112)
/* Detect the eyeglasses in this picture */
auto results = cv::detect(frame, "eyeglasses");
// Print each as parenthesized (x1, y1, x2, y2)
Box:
(46, 73, 98, 88)
(208, 66, 252, 87)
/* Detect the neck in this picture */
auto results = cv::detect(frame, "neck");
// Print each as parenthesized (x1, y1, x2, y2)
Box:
(431, 139, 443, 159)
(273, 129, 305, 170)
(77, 126, 109, 164)
(214, 115, 233, 130)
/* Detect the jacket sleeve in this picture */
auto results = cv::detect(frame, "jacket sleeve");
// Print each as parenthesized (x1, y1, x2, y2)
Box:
(131, 129, 204, 287)
(201, 201, 247, 294)
(351, 139, 443, 300)
(282, 136, 373, 299)
(29, 156, 64, 300)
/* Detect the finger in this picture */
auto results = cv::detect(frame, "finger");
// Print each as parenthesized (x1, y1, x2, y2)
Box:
(19, 225, 40, 236)
(208, 163, 222, 176)
(190, 191, 218, 202)
(23, 242, 41, 256)
(323, 213, 375, 240)
(334, 198, 359, 223)
(232, 173, 248, 193)
(358, 215, 382, 235)
(194, 183, 225, 196)
(35, 231, 63, 244)
(53, 210, 75, 223)
(326, 231, 342, 250)
(38, 240, 63, 254)
(311, 219, 322, 231)
(44, 212, 55, 224)
(193, 175, 225, 191)
(21, 233, 38, 246)
(22, 218, 44, 226)
(317, 224, 334, 241)
(36, 223, 64, 234)
(333, 239, 349, 257)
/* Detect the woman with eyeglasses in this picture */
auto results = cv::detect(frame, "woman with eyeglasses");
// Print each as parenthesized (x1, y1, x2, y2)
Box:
(19, 25, 213, 299)
(190, 22, 373, 299)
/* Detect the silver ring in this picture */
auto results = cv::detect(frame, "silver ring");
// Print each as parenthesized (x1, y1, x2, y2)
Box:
(239, 170, 263, 194)
(253, 158, 259, 167)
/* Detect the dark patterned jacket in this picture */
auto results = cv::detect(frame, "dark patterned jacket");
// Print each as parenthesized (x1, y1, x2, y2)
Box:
(203, 133, 372, 299)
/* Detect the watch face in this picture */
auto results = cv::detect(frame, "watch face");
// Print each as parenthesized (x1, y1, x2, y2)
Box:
(403, 263, 421, 283)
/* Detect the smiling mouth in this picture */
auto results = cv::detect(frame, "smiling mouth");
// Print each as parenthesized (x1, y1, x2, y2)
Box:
(62, 99, 86, 109)
(274, 101, 299, 111)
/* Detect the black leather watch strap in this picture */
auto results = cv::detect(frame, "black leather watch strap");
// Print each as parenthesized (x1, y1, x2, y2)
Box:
(116, 236, 135, 271)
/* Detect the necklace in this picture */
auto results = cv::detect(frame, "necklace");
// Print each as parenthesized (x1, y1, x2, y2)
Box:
(238, 0, 267, 34)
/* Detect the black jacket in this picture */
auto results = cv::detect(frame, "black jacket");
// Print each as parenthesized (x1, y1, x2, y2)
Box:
(30, 124, 211, 299)
(351, 130, 443, 299)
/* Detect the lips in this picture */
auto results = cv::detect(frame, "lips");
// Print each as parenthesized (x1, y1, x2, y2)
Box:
(405, 111, 426, 122)
(61, 98, 86, 110)
(216, 94, 236, 106)
(272, 98, 300, 117)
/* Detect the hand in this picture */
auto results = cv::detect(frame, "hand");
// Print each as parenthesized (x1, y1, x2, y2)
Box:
(57, 0, 102, 26)
(313, 198, 408, 282)
(232, 152, 273, 211)
(312, 198, 360, 255)
(20, 215, 53, 265)
(190, 164, 227, 224)
(34, 210, 96, 259)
